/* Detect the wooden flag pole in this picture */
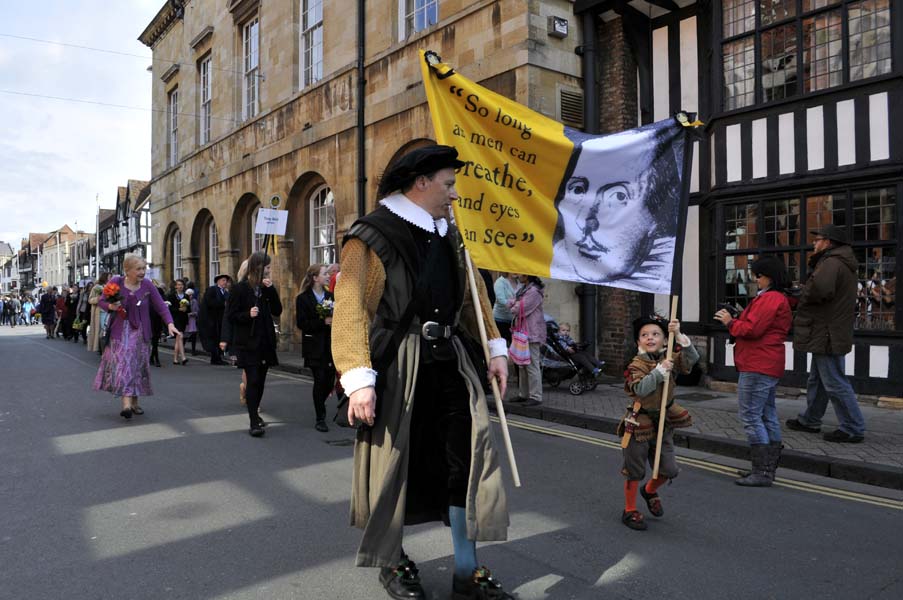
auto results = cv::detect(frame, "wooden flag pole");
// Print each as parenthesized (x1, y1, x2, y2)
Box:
(652, 295, 680, 480)
(463, 249, 521, 487)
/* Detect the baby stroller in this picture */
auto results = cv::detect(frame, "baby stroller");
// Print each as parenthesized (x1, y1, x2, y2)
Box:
(541, 318, 604, 395)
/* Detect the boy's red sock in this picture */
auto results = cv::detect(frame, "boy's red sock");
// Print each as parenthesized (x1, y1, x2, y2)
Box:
(624, 481, 639, 512)
(644, 477, 667, 495)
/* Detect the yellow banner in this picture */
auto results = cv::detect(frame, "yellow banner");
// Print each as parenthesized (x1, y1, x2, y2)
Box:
(421, 51, 693, 295)
(420, 51, 573, 277)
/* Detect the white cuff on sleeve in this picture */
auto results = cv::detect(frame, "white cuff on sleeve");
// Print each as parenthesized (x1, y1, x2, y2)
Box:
(675, 333, 692, 347)
(340, 367, 377, 396)
(488, 337, 507, 359)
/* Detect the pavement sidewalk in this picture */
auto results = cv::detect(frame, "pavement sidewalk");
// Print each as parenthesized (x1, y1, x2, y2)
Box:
(502, 375, 903, 491)
(166, 339, 903, 491)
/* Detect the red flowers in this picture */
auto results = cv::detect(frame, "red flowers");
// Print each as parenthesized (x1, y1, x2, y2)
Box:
(103, 282, 126, 319)
(103, 282, 121, 302)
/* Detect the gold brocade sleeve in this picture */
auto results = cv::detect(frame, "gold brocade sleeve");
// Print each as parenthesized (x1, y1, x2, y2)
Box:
(331, 238, 386, 375)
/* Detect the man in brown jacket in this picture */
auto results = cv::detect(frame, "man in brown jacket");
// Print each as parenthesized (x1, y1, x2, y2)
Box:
(786, 224, 866, 442)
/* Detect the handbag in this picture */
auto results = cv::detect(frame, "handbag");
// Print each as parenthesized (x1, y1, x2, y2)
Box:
(508, 301, 532, 366)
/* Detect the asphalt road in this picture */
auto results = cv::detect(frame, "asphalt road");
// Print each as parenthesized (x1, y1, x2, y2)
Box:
(1, 326, 900, 600)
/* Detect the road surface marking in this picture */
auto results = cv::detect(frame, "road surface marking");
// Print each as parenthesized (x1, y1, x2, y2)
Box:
(495, 417, 902, 511)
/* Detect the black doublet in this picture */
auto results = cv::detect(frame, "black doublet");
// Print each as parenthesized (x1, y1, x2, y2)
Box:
(408, 223, 459, 363)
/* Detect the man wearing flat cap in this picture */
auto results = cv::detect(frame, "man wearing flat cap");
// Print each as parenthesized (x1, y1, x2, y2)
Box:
(199, 273, 232, 365)
(332, 144, 514, 599)
(787, 224, 866, 443)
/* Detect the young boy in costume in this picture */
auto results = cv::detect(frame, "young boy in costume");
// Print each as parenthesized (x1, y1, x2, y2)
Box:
(618, 315, 699, 530)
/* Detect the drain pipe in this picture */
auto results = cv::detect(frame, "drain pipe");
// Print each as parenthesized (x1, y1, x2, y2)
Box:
(356, 0, 367, 217)
(576, 10, 599, 357)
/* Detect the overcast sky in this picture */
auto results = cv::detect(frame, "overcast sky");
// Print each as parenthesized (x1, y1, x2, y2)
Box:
(1, 0, 163, 248)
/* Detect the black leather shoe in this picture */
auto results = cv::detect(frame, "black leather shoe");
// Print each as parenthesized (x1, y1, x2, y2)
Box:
(378, 558, 426, 600)
(785, 418, 820, 433)
(453, 567, 514, 599)
(315, 420, 329, 432)
(823, 429, 864, 443)
(119, 408, 133, 420)
(249, 425, 265, 437)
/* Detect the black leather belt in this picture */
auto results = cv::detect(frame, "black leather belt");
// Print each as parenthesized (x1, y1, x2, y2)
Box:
(421, 321, 454, 341)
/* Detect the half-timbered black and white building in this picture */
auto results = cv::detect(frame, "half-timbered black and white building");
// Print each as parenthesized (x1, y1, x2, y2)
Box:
(574, 0, 899, 394)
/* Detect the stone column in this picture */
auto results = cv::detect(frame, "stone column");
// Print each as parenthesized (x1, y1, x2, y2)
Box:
(274, 238, 295, 352)
(218, 249, 240, 281)
(183, 256, 200, 284)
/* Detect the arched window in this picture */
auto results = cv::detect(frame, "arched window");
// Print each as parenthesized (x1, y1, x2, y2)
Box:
(208, 221, 220, 285)
(309, 185, 335, 264)
(250, 206, 265, 253)
(172, 229, 183, 280)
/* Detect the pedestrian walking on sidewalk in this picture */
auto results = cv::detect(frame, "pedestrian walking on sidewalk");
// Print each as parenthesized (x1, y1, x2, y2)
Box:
(184, 288, 200, 355)
(618, 316, 698, 531)
(226, 251, 282, 437)
(87, 273, 110, 353)
(167, 280, 189, 365)
(716, 256, 792, 486)
(200, 274, 231, 365)
(492, 272, 518, 345)
(508, 274, 546, 407)
(786, 225, 866, 443)
(21, 298, 34, 326)
(221, 261, 246, 405)
(76, 282, 92, 343)
(333, 145, 513, 600)
(148, 281, 167, 367)
(39, 289, 56, 338)
(295, 263, 335, 433)
(94, 254, 180, 420)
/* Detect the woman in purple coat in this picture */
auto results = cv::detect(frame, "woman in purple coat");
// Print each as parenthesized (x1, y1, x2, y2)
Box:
(94, 253, 181, 419)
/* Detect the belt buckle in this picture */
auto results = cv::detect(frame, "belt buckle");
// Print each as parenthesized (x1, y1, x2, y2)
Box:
(422, 321, 439, 341)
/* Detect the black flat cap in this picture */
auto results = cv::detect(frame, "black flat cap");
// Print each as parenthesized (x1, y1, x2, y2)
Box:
(810, 224, 848, 245)
(213, 273, 232, 283)
(378, 145, 466, 197)
(633, 315, 668, 340)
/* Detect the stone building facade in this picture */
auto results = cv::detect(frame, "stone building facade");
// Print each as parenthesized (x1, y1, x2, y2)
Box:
(140, 0, 587, 351)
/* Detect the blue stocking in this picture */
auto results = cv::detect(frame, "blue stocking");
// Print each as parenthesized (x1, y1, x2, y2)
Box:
(449, 505, 478, 578)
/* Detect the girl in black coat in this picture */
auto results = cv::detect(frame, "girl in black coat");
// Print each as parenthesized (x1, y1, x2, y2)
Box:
(226, 252, 282, 437)
(167, 279, 190, 364)
(295, 263, 335, 432)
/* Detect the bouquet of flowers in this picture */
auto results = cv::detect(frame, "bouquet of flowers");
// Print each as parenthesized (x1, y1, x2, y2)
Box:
(316, 299, 334, 319)
(102, 282, 127, 320)
(179, 298, 190, 312)
(102, 282, 122, 303)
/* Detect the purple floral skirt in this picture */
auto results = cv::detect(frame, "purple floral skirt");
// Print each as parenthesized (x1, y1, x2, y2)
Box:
(94, 321, 153, 397)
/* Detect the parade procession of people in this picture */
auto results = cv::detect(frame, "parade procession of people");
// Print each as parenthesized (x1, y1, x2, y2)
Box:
(2, 2, 901, 599)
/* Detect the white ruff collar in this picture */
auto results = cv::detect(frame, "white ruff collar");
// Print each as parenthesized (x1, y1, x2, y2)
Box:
(379, 193, 448, 237)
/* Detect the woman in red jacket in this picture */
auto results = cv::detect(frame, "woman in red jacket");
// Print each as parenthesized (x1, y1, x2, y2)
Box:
(715, 256, 792, 487)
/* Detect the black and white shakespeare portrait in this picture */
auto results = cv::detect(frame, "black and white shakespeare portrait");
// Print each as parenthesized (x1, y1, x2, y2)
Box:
(550, 120, 686, 294)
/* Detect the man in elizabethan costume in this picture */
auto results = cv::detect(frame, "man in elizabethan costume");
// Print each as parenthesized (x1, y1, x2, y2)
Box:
(332, 145, 514, 599)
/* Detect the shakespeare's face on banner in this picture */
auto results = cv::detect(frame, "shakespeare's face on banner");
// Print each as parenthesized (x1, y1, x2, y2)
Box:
(558, 130, 658, 283)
